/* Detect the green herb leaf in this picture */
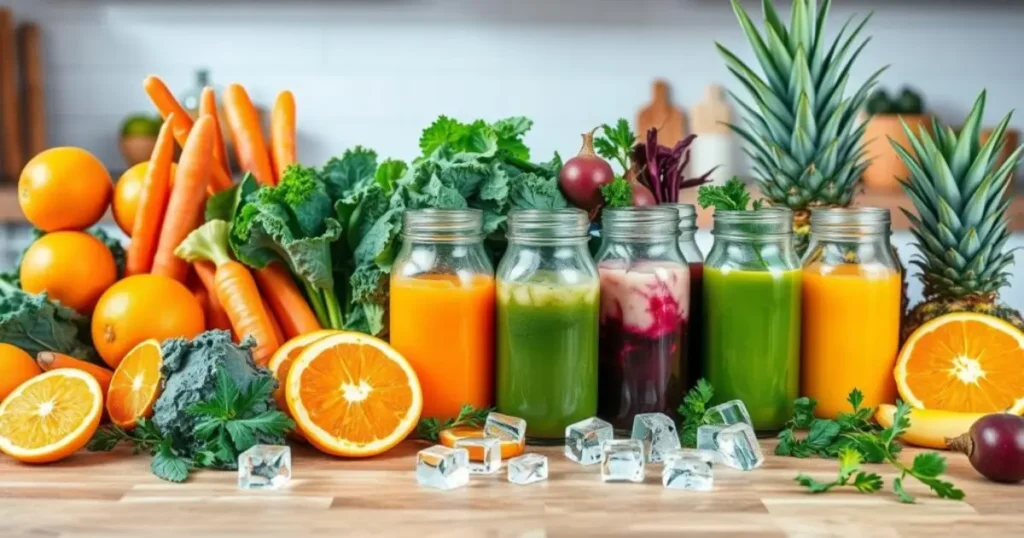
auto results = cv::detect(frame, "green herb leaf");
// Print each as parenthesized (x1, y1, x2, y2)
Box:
(593, 119, 635, 173)
(151, 442, 190, 483)
(893, 476, 915, 504)
(847, 389, 864, 411)
(697, 177, 755, 211)
(795, 473, 836, 493)
(881, 400, 912, 449)
(910, 452, 947, 478)
(678, 379, 715, 447)
(917, 475, 966, 501)
(600, 177, 633, 208)
(805, 419, 842, 451)
(416, 405, 493, 442)
(852, 472, 883, 493)
(837, 447, 862, 481)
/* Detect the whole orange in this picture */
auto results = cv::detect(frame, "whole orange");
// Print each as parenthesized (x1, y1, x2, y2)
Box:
(91, 274, 205, 368)
(19, 231, 118, 314)
(19, 147, 113, 232)
(112, 162, 176, 235)
(0, 344, 42, 402)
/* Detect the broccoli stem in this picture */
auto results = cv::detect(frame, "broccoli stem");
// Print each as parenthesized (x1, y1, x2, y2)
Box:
(302, 282, 330, 328)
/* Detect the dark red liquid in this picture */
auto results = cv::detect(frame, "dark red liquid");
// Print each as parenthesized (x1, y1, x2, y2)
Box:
(685, 262, 704, 388)
(598, 321, 685, 431)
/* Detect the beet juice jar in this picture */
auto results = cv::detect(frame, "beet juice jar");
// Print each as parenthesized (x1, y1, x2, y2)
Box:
(672, 204, 704, 388)
(595, 206, 689, 433)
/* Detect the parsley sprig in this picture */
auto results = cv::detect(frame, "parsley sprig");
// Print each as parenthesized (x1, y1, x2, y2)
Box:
(696, 177, 764, 211)
(677, 378, 715, 447)
(88, 370, 294, 483)
(416, 404, 493, 442)
(592, 119, 635, 174)
(777, 389, 889, 462)
(795, 447, 884, 494)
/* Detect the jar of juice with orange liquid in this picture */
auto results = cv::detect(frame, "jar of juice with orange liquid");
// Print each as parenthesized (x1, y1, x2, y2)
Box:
(801, 208, 902, 419)
(390, 209, 495, 422)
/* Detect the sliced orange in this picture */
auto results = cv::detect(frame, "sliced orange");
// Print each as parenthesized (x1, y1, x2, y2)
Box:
(439, 426, 525, 460)
(0, 368, 103, 463)
(286, 332, 422, 457)
(268, 330, 339, 414)
(106, 339, 163, 429)
(896, 312, 1024, 414)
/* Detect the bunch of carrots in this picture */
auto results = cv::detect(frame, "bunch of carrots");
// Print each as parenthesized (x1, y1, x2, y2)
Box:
(123, 75, 320, 365)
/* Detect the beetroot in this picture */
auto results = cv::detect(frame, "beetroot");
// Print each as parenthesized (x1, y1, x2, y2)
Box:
(947, 413, 1024, 484)
(559, 129, 614, 211)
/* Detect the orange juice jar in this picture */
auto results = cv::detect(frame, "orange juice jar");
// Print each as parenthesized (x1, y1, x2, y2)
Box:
(801, 208, 902, 418)
(390, 209, 495, 422)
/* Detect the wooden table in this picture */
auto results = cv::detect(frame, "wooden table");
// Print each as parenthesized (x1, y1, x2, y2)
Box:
(0, 440, 1020, 537)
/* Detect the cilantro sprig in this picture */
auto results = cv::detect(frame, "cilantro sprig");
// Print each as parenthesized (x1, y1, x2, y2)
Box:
(677, 378, 715, 447)
(416, 404, 493, 442)
(795, 447, 884, 494)
(88, 370, 294, 483)
(777, 389, 888, 462)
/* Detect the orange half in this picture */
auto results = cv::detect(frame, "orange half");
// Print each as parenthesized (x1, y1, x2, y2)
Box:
(439, 426, 525, 460)
(896, 312, 1024, 414)
(286, 332, 422, 457)
(268, 330, 339, 414)
(106, 339, 163, 429)
(0, 368, 103, 463)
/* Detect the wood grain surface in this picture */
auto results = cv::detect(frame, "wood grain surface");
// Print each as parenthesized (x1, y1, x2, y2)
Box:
(0, 439, 1019, 537)
(0, 8, 23, 180)
(17, 22, 44, 159)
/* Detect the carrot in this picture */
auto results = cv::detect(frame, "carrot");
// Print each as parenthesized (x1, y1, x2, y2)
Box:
(126, 115, 175, 276)
(270, 90, 296, 184)
(253, 263, 321, 339)
(223, 83, 275, 186)
(176, 220, 281, 366)
(36, 352, 113, 395)
(151, 116, 214, 283)
(263, 296, 285, 344)
(143, 75, 232, 194)
(199, 86, 233, 189)
(193, 260, 234, 334)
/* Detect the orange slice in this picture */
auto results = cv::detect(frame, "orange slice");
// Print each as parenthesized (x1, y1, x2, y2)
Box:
(896, 312, 1024, 414)
(268, 330, 339, 415)
(106, 339, 163, 429)
(286, 332, 422, 457)
(439, 426, 525, 460)
(0, 368, 103, 463)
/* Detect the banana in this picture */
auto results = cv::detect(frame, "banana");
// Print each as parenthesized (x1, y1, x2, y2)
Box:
(874, 404, 986, 450)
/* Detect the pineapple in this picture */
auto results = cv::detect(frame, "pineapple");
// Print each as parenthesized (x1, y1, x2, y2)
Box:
(718, 0, 885, 254)
(892, 90, 1024, 340)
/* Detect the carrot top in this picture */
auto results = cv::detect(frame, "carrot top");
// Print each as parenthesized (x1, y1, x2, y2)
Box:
(175, 220, 233, 266)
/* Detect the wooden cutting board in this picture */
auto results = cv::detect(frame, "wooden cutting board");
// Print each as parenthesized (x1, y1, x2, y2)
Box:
(0, 7, 23, 180)
(18, 22, 44, 159)
(636, 79, 686, 147)
(690, 84, 733, 135)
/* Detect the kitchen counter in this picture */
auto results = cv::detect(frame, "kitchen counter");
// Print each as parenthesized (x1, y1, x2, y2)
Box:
(0, 186, 1019, 230)
(0, 439, 1019, 536)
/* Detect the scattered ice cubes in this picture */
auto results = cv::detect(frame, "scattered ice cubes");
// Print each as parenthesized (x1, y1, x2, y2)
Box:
(696, 424, 726, 455)
(238, 444, 291, 490)
(662, 449, 715, 491)
(705, 399, 752, 427)
(507, 453, 548, 485)
(716, 423, 764, 471)
(564, 417, 613, 465)
(455, 437, 502, 474)
(417, 445, 470, 490)
(600, 440, 646, 483)
(484, 412, 527, 447)
(630, 412, 681, 463)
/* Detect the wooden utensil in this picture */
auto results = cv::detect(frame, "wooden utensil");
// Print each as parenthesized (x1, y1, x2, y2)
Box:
(18, 22, 44, 159)
(0, 8, 23, 180)
(689, 84, 737, 183)
(690, 84, 732, 135)
(636, 79, 686, 147)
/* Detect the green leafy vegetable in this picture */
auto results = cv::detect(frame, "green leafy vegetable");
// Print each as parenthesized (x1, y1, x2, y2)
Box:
(416, 404, 493, 442)
(795, 447, 883, 494)
(776, 389, 891, 462)
(600, 177, 633, 208)
(0, 278, 100, 363)
(592, 119, 636, 174)
(696, 177, 763, 211)
(677, 378, 715, 447)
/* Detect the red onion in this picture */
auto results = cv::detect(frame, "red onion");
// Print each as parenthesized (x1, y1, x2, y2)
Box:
(947, 413, 1024, 483)
(631, 179, 657, 206)
(559, 129, 615, 211)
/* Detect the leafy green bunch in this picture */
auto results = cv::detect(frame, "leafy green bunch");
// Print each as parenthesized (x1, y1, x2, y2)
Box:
(89, 370, 293, 482)
(677, 378, 715, 447)
(776, 389, 887, 461)
(593, 119, 636, 209)
(697, 177, 764, 211)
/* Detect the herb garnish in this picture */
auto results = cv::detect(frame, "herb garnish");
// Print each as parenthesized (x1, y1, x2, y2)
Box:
(416, 404, 494, 442)
(776, 389, 887, 461)
(592, 119, 636, 174)
(88, 370, 294, 483)
(677, 378, 715, 447)
(696, 176, 764, 211)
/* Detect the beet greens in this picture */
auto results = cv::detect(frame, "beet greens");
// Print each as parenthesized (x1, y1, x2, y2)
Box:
(633, 128, 715, 204)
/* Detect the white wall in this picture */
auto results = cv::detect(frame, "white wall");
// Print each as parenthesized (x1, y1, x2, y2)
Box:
(4, 0, 1024, 175)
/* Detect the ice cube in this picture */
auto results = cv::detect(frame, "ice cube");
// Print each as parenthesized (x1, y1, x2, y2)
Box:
(600, 440, 645, 483)
(716, 423, 764, 471)
(564, 417, 613, 465)
(630, 412, 681, 463)
(705, 399, 752, 427)
(484, 412, 527, 447)
(455, 437, 502, 474)
(417, 445, 470, 490)
(662, 449, 714, 491)
(696, 424, 726, 456)
(238, 444, 291, 490)
(507, 453, 548, 485)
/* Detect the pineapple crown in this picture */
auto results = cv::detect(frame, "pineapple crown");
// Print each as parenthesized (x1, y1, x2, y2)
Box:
(891, 91, 1022, 299)
(718, 0, 886, 209)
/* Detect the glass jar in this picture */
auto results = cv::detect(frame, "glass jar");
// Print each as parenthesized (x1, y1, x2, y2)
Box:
(671, 203, 705, 387)
(496, 209, 599, 443)
(801, 208, 901, 419)
(390, 209, 495, 422)
(703, 208, 801, 433)
(595, 207, 689, 432)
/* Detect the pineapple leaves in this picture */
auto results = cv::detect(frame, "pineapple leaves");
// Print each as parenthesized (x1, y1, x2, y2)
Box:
(962, 112, 1015, 199)
(730, 0, 787, 94)
(950, 91, 986, 179)
(760, 0, 791, 47)
(788, 0, 813, 55)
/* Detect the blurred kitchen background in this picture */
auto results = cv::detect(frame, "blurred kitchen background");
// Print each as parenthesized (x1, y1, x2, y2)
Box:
(0, 0, 1021, 309)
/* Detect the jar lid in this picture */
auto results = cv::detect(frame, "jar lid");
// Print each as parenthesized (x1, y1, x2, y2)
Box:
(602, 206, 679, 239)
(507, 208, 590, 242)
(402, 209, 483, 238)
(810, 207, 891, 228)
(712, 207, 793, 238)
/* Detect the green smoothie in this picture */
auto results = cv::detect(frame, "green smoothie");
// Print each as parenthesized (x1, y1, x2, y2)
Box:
(703, 267, 801, 432)
(496, 280, 600, 441)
